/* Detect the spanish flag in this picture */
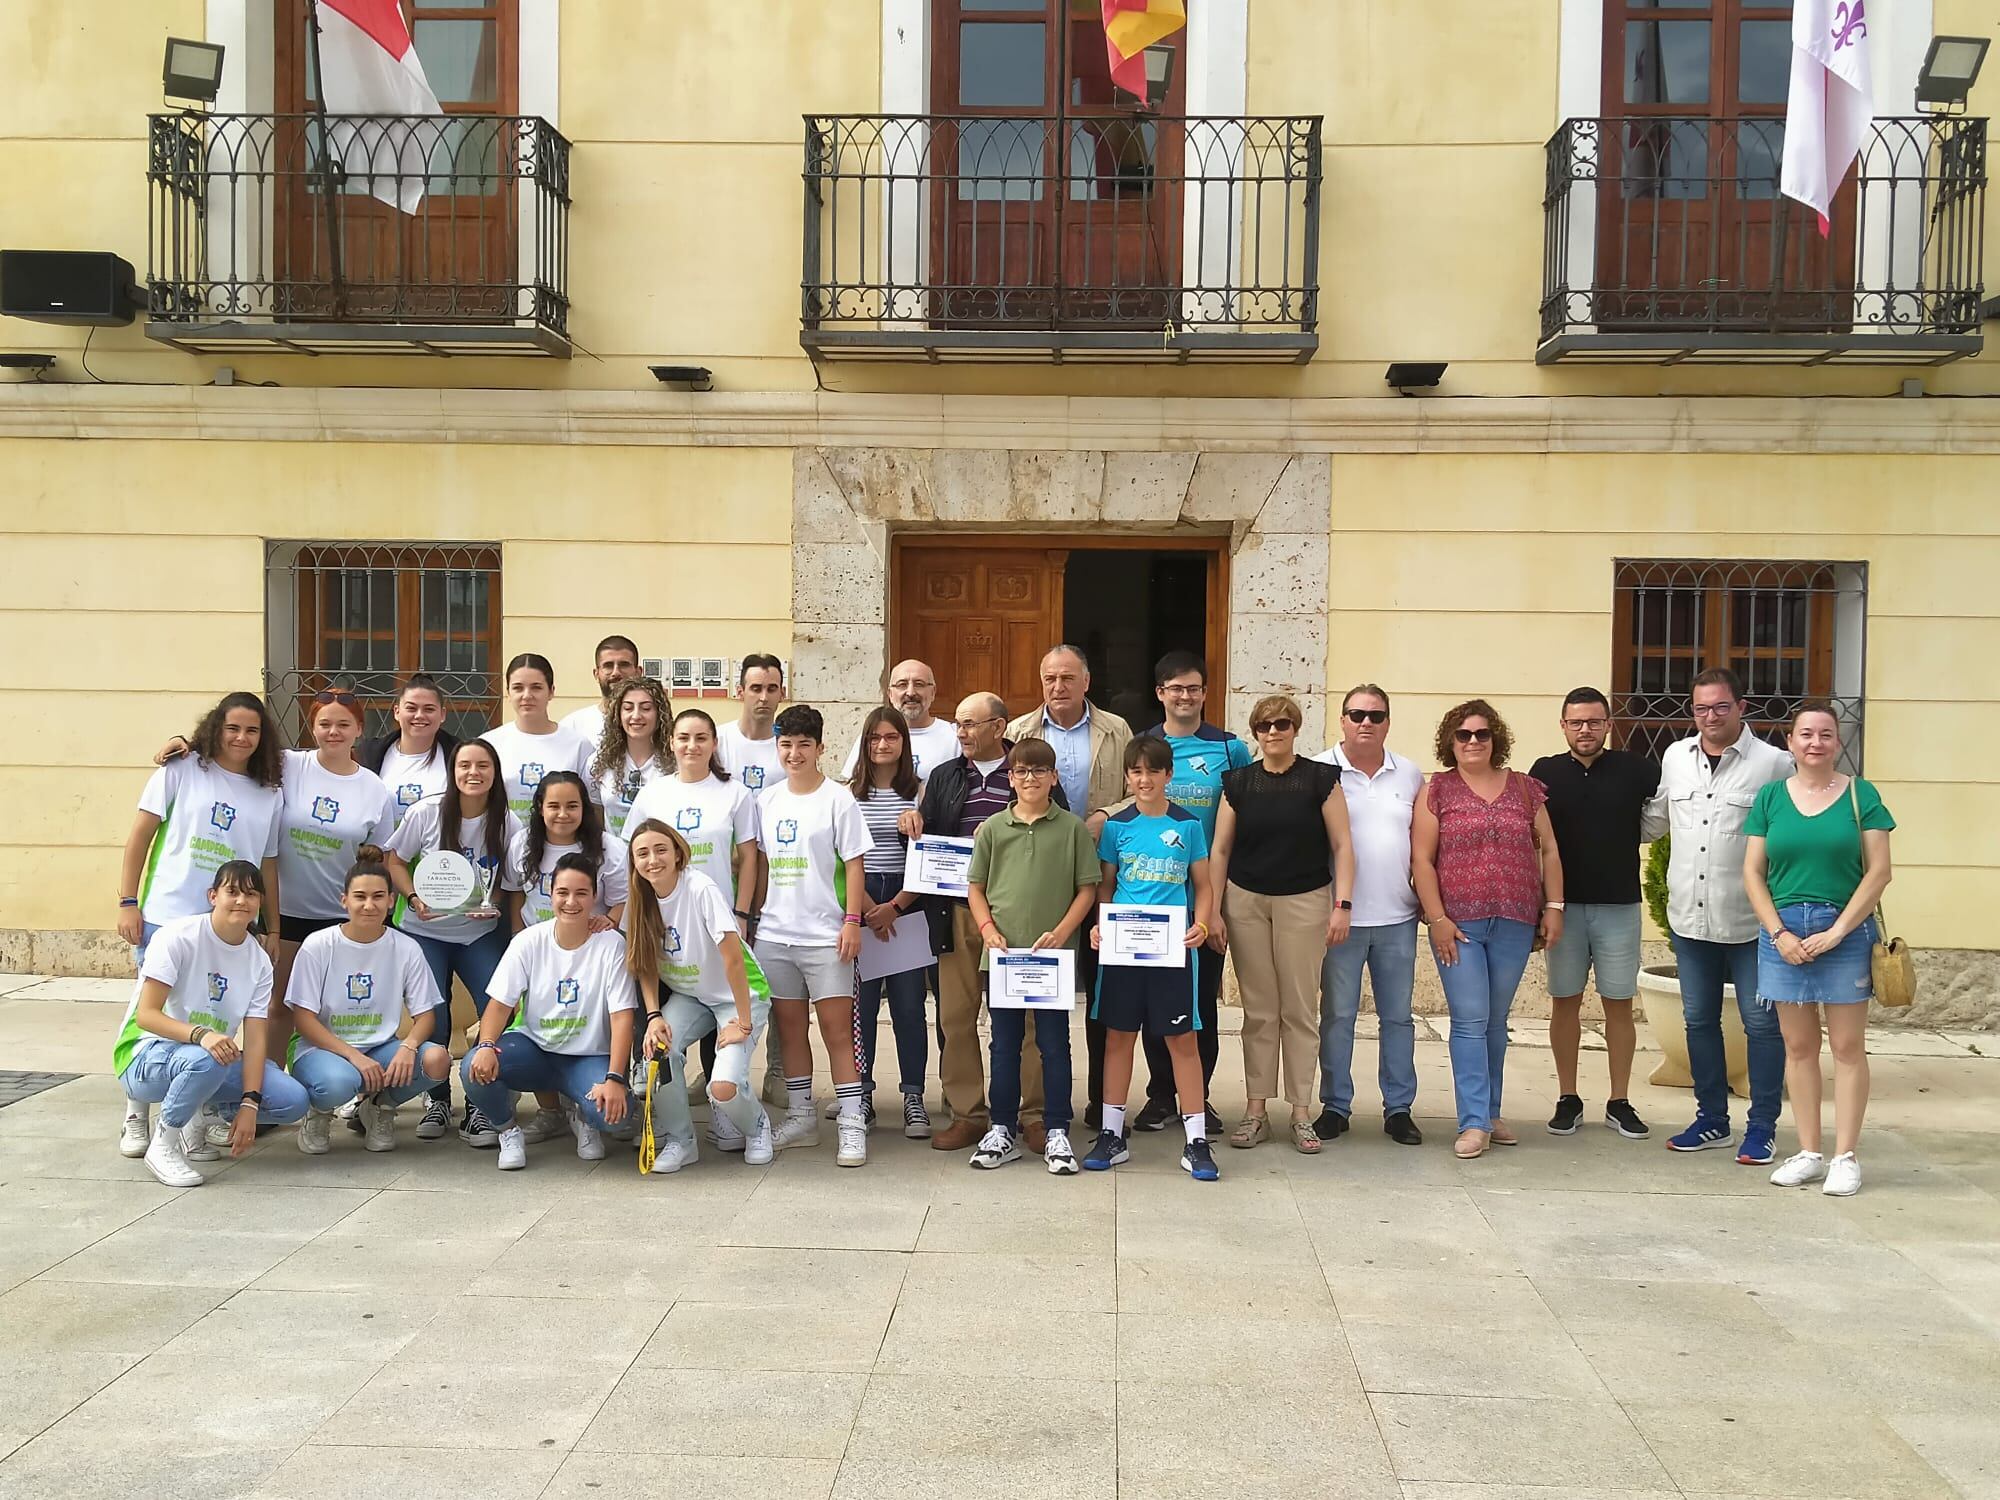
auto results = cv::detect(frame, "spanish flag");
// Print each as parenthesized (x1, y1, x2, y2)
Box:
(1102, 0, 1186, 102)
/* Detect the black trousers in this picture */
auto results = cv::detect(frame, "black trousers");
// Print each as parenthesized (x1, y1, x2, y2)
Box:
(1141, 941, 1224, 1108)
(1078, 913, 1103, 1108)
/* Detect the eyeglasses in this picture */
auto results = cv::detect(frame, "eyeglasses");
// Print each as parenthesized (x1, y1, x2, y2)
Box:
(1563, 717, 1608, 731)
(1009, 765, 1053, 779)
(1343, 709, 1388, 725)
(1690, 702, 1738, 717)
(1159, 685, 1205, 698)
(1453, 727, 1494, 744)
(954, 716, 1002, 732)
(1250, 718, 1296, 735)
(865, 733, 903, 746)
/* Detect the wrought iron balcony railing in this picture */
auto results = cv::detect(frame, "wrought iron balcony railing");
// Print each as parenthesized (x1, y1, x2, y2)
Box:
(1540, 114, 1986, 365)
(146, 110, 571, 357)
(802, 112, 1322, 362)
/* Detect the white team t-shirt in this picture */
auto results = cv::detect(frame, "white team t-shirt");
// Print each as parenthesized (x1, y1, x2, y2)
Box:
(635, 868, 772, 1009)
(558, 702, 608, 750)
(840, 715, 960, 781)
(376, 744, 452, 828)
(507, 827, 631, 926)
(286, 924, 442, 1052)
(387, 797, 522, 946)
(717, 722, 783, 796)
(486, 924, 635, 1056)
(754, 779, 873, 946)
(621, 774, 760, 904)
(135, 757, 284, 927)
(277, 750, 396, 920)
(483, 722, 598, 822)
(113, 912, 273, 1076)
(597, 753, 668, 838)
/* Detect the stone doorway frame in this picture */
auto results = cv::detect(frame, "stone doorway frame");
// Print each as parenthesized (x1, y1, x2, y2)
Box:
(791, 448, 1331, 753)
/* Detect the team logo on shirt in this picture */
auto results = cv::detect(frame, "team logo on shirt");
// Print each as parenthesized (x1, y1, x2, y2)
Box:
(310, 795, 341, 825)
(207, 972, 229, 1003)
(209, 801, 237, 832)
(1189, 756, 1211, 777)
(397, 783, 423, 807)
(675, 807, 703, 834)
(774, 818, 798, 846)
(664, 926, 684, 959)
(555, 977, 580, 1007)
(346, 974, 374, 1002)
(1159, 828, 1185, 850)
(519, 763, 545, 791)
(741, 766, 766, 790)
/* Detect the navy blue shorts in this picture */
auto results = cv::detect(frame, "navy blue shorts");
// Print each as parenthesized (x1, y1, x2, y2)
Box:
(1093, 962, 1200, 1037)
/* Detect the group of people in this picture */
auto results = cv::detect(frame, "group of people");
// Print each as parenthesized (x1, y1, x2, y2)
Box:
(110, 638, 1897, 1196)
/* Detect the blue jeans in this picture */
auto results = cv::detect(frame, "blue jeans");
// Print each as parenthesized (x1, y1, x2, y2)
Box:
(857, 871, 930, 1097)
(122, 1038, 309, 1130)
(458, 1031, 617, 1131)
(1433, 917, 1535, 1133)
(291, 1037, 451, 1112)
(1671, 932, 1782, 1131)
(410, 924, 508, 1105)
(1319, 918, 1419, 1117)
(989, 1005, 1071, 1132)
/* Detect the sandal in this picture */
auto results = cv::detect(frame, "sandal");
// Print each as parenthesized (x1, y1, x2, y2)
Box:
(1291, 1119, 1321, 1155)
(1228, 1114, 1270, 1150)
(1454, 1128, 1491, 1159)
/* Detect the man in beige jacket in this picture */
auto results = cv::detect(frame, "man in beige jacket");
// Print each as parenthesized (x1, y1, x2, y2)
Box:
(1006, 645, 1132, 1128)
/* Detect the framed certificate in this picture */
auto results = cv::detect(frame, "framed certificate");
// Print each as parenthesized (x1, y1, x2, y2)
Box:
(1098, 904, 1187, 969)
(903, 835, 975, 898)
(989, 948, 1076, 1009)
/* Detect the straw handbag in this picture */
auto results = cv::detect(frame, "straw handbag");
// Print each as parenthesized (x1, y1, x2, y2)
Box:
(1851, 781, 1916, 1008)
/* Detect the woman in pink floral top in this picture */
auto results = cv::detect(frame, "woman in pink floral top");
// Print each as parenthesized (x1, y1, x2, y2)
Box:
(1411, 700, 1565, 1159)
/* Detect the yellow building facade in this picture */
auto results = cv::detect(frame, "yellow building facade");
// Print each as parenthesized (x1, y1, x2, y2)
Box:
(2, 1, 1996, 1021)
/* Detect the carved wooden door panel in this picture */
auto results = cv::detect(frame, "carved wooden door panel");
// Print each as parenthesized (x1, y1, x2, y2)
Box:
(894, 544, 1067, 724)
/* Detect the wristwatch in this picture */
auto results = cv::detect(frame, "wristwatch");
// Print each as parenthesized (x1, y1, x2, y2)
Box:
(1335, 900, 1353, 911)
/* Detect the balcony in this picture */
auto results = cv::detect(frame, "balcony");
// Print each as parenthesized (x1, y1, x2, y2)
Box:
(1540, 115, 1986, 366)
(146, 110, 570, 357)
(801, 112, 1321, 363)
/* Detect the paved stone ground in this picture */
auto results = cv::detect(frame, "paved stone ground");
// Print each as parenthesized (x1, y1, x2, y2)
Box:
(0, 978, 1996, 1500)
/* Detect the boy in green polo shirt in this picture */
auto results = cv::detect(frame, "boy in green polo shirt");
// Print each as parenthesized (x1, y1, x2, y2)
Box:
(965, 738, 1099, 1175)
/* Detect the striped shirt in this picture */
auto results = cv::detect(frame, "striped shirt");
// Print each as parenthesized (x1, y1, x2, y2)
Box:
(958, 757, 1012, 837)
(856, 783, 916, 877)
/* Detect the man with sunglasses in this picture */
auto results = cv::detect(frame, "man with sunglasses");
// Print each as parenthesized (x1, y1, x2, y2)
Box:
(1310, 685, 1426, 1145)
(1529, 688, 1661, 1142)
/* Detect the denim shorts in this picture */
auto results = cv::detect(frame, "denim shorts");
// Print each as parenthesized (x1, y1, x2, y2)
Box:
(1756, 902, 1877, 1005)
(1544, 902, 1642, 1000)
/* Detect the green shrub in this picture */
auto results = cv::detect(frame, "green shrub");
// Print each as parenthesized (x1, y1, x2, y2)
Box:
(1643, 833, 1670, 936)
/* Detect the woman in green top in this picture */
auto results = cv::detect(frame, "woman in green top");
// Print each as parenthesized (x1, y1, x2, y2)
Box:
(1743, 701, 1895, 1198)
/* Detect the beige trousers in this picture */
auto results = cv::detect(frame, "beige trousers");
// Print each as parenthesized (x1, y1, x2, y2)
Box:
(1225, 882, 1330, 1108)
(936, 903, 1043, 1127)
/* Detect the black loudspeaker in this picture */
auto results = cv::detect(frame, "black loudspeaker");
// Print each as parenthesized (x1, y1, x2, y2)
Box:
(0, 250, 140, 326)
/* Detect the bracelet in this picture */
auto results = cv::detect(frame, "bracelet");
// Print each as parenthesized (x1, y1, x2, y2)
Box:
(189, 1025, 210, 1045)
(604, 1072, 629, 1088)
(733, 909, 751, 922)
(842, 913, 863, 926)
(239, 1089, 263, 1106)
(645, 1009, 663, 1021)
(470, 1040, 500, 1056)
(118, 897, 139, 908)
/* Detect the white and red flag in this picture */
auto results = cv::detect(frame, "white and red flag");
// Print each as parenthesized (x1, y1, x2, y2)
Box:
(314, 0, 443, 213)
(1780, 0, 1874, 236)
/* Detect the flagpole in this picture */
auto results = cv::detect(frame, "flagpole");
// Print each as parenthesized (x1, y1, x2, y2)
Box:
(302, 0, 348, 317)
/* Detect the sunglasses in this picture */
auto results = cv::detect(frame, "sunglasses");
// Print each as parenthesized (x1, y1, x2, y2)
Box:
(313, 690, 360, 708)
(1250, 718, 1296, 735)
(1454, 727, 1494, 744)
(1344, 709, 1388, 725)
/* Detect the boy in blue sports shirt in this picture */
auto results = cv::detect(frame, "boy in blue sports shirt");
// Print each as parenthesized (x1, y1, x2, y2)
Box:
(1131, 651, 1249, 1134)
(1086, 736, 1220, 1181)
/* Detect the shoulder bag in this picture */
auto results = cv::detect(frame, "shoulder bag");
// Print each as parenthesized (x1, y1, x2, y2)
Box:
(1850, 779, 1915, 1008)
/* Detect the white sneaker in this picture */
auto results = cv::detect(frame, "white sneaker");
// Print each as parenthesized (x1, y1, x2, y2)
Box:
(743, 1111, 774, 1166)
(297, 1109, 334, 1156)
(772, 1109, 821, 1151)
(144, 1121, 204, 1188)
(649, 1137, 694, 1174)
(521, 1107, 571, 1145)
(970, 1126, 1021, 1170)
(709, 1110, 747, 1152)
(1823, 1152, 1862, 1196)
(358, 1097, 397, 1153)
(496, 1125, 527, 1170)
(182, 1114, 223, 1162)
(573, 1113, 606, 1162)
(1769, 1150, 1826, 1188)
(118, 1101, 150, 1159)
(836, 1116, 868, 1167)
(1044, 1127, 1078, 1175)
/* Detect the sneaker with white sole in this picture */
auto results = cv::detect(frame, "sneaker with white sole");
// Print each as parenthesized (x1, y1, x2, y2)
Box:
(836, 1117, 868, 1167)
(521, 1108, 571, 1145)
(1822, 1152, 1862, 1196)
(772, 1109, 821, 1151)
(118, 1102, 151, 1159)
(573, 1114, 606, 1162)
(1769, 1150, 1827, 1187)
(358, 1097, 397, 1153)
(1044, 1127, 1078, 1175)
(297, 1109, 334, 1155)
(970, 1126, 1021, 1170)
(182, 1113, 224, 1162)
(649, 1137, 694, 1174)
(415, 1098, 450, 1140)
(144, 1121, 205, 1188)
(743, 1111, 774, 1166)
(709, 1110, 747, 1152)
(495, 1125, 527, 1170)
(192, 1108, 229, 1155)
(458, 1105, 500, 1148)
(336, 1096, 364, 1137)
(902, 1092, 932, 1140)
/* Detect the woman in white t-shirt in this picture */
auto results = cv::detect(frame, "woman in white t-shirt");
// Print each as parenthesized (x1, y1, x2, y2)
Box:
(626, 819, 774, 1174)
(485, 652, 597, 823)
(385, 736, 520, 1145)
(592, 676, 672, 838)
(461, 856, 637, 1170)
(360, 674, 458, 829)
(287, 861, 451, 1155)
(508, 771, 630, 930)
(114, 860, 310, 1187)
(621, 709, 760, 921)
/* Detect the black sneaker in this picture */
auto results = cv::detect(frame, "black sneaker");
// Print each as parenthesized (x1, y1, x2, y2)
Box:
(1205, 1106, 1225, 1138)
(1312, 1108, 1350, 1142)
(1548, 1094, 1586, 1135)
(1180, 1138, 1220, 1181)
(1384, 1110, 1423, 1146)
(1132, 1097, 1175, 1133)
(1083, 1102, 1103, 1131)
(458, 1105, 500, 1148)
(1605, 1098, 1650, 1140)
(1082, 1129, 1130, 1171)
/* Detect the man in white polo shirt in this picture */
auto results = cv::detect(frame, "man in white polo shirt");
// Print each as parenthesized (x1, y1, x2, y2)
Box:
(840, 659, 961, 779)
(1311, 684, 1425, 1146)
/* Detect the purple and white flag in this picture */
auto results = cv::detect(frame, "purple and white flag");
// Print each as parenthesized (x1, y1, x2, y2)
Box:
(1781, 0, 1874, 236)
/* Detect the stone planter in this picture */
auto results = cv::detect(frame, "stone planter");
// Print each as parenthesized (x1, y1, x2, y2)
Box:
(1636, 963, 1749, 1098)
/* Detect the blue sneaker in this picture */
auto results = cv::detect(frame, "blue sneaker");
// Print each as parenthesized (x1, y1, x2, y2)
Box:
(1666, 1117, 1734, 1152)
(1180, 1138, 1220, 1182)
(1083, 1129, 1129, 1171)
(1736, 1124, 1776, 1165)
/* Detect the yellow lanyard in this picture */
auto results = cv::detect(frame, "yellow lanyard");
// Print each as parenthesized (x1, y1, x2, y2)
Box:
(636, 1057, 660, 1175)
